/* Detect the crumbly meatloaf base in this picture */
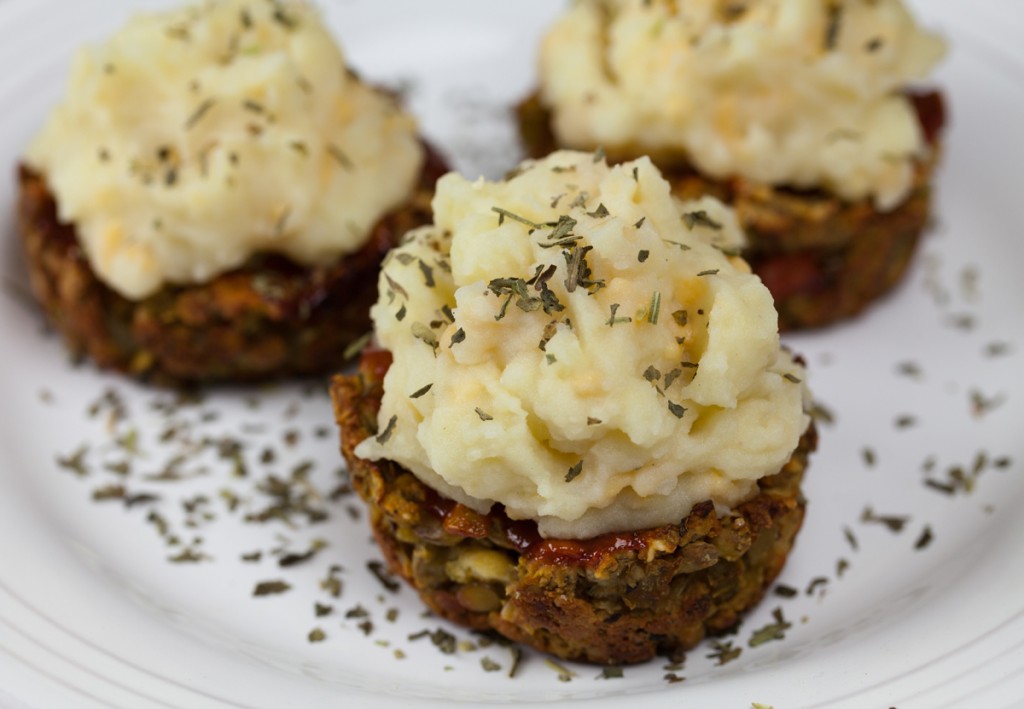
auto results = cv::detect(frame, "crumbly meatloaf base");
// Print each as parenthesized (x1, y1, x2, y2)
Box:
(331, 350, 816, 665)
(16, 145, 448, 385)
(517, 91, 945, 331)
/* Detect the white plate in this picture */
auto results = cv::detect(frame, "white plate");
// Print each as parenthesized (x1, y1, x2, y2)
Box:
(1, 1, 1023, 707)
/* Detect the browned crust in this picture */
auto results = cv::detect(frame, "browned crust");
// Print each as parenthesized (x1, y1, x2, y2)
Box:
(16, 145, 448, 385)
(516, 91, 945, 331)
(331, 350, 816, 665)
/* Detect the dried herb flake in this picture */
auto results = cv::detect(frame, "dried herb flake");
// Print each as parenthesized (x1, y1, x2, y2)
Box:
(375, 415, 398, 445)
(253, 580, 292, 597)
(683, 210, 722, 230)
(915, 525, 934, 550)
(565, 461, 584, 483)
(410, 383, 433, 399)
(748, 608, 791, 647)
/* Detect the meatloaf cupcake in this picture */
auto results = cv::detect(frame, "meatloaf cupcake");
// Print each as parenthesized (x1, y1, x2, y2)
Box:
(518, 0, 947, 330)
(18, 0, 445, 384)
(332, 150, 815, 664)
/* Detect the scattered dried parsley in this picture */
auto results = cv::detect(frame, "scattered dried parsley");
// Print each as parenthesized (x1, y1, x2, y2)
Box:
(345, 605, 369, 620)
(185, 98, 216, 129)
(894, 414, 917, 429)
(253, 580, 292, 597)
(57, 445, 90, 477)
(607, 303, 631, 326)
(384, 273, 409, 302)
(563, 244, 604, 294)
(810, 401, 835, 426)
(663, 239, 691, 252)
(507, 646, 523, 678)
(646, 291, 662, 324)
(896, 361, 923, 379)
(488, 275, 563, 320)
(308, 628, 326, 643)
(327, 143, 354, 170)
(375, 415, 397, 445)
(417, 259, 435, 287)
(805, 577, 828, 595)
(475, 408, 494, 422)
(565, 461, 583, 483)
(860, 506, 909, 533)
(545, 216, 577, 244)
(318, 564, 345, 599)
(408, 628, 457, 655)
(663, 368, 683, 389)
(683, 210, 722, 231)
(491, 206, 541, 230)
(278, 538, 326, 567)
(749, 608, 791, 647)
(914, 525, 934, 550)
(410, 383, 433, 399)
(538, 320, 559, 352)
(984, 341, 1012, 358)
(861, 447, 876, 468)
(168, 546, 210, 564)
(707, 640, 742, 666)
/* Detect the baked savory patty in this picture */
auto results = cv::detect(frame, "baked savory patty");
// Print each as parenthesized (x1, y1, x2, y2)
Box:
(518, 91, 945, 331)
(16, 146, 447, 385)
(332, 350, 816, 665)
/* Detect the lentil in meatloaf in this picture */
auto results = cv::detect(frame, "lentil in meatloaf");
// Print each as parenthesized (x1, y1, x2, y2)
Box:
(15, 145, 447, 385)
(517, 91, 945, 331)
(331, 349, 816, 665)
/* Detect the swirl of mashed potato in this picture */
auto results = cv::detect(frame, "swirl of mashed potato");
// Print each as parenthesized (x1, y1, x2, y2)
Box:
(25, 0, 424, 300)
(537, 0, 946, 211)
(356, 150, 810, 539)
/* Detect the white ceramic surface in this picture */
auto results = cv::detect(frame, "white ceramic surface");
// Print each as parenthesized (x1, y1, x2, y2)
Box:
(0, 1, 1022, 707)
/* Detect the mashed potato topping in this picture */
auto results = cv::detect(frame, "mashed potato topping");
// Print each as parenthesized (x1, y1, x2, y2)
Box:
(26, 0, 424, 300)
(355, 151, 810, 539)
(538, 0, 946, 211)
